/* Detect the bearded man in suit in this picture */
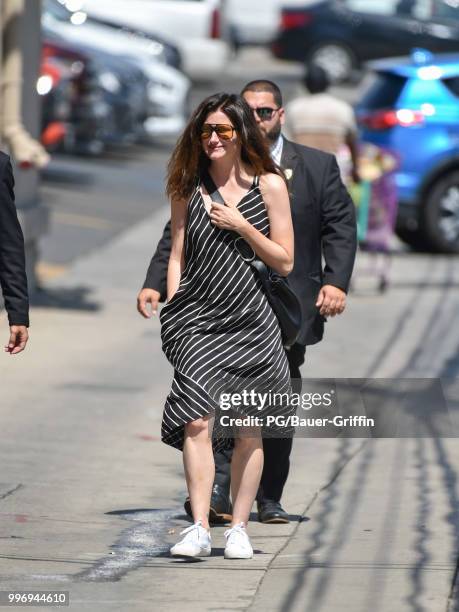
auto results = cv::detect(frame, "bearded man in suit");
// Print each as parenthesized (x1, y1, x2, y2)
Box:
(137, 80, 357, 523)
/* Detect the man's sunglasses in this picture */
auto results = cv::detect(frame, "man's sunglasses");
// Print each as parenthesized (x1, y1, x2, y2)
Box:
(254, 107, 280, 121)
(201, 123, 235, 140)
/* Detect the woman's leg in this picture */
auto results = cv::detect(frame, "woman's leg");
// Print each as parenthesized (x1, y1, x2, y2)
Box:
(183, 414, 215, 530)
(230, 427, 263, 526)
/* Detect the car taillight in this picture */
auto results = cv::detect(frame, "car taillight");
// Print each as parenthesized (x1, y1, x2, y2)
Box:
(210, 8, 220, 39)
(281, 11, 312, 30)
(42, 122, 66, 147)
(43, 43, 81, 62)
(45, 61, 61, 79)
(359, 109, 425, 130)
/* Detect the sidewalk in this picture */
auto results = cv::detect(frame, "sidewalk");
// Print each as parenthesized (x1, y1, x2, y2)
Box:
(1, 207, 459, 611)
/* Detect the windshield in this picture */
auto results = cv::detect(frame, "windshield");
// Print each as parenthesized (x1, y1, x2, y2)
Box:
(342, 0, 459, 20)
(43, 0, 73, 22)
(358, 72, 407, 110)
(432, 0, 459, 20)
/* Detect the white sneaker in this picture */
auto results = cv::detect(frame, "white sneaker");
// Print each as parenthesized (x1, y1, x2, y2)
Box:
(224, 523, 253, 559)
(170, 521, 211, 558)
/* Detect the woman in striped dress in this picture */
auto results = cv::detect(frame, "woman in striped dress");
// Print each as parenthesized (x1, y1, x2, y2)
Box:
(161, 93, 294, 559)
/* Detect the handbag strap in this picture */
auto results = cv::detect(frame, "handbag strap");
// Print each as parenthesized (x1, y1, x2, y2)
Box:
(201, 171, 225, 206)
(250, 258, 270, 281)
(201, 170, 258, 203)
(201, 170, 271, 276)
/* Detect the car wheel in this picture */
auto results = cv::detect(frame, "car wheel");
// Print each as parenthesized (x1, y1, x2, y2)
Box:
(228, 25, 241, 55)
(422, 171, 459, 254)
(395, 226, 431, 252)
(307, 42, 355, 83)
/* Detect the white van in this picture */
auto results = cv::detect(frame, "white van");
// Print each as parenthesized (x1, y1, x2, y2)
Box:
(81, 0, 230, 80)
(221, 0, 281, 48)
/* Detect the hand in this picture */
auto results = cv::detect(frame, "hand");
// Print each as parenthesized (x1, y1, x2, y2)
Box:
(316, 285, 346, 317)
(137, 288, 161, 318)
(4, 325, 29, 354)
(209, 201, 247, 232)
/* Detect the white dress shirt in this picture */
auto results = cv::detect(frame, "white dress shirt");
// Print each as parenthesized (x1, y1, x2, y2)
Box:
(270, 134, 284, 166)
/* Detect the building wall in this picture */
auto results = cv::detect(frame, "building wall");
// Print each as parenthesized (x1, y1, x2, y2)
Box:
(6, 0, 49, 294)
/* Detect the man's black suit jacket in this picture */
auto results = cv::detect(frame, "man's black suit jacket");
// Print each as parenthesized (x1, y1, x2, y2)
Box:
(0, 152, 29, 327)
(143, 138, 357, 346)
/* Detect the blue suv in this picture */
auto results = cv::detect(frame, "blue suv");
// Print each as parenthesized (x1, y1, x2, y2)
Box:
(357, 51, 459, 253)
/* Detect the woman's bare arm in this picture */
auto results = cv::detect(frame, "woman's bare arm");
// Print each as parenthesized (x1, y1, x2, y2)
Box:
(167, 198, 187, 301)
(247, 173, 294, 275)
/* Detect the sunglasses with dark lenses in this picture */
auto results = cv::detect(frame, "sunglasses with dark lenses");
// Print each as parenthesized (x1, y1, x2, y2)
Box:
(201, 123, 235, 140)
(254, 107, 280, 121)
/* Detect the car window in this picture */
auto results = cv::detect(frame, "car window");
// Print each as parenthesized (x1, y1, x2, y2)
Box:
(343, 0, 399, 15)
(343, 0, 450, 19)
(359, 73, 407, 109)
(431, 0, 459, 20)
(397, 0, 459, 20)
(411, 0, 432, 19)
(44, 0, 72, 21)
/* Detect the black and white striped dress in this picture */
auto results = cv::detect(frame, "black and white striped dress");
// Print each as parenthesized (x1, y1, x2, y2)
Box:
(160, 176, 293, 451)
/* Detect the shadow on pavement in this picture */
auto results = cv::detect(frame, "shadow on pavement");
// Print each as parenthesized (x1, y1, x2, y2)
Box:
(277, 438, 372, 612)
(276, 396, 459, 611)
(41, 166, 96, 189)
(31, 286, 101, 312)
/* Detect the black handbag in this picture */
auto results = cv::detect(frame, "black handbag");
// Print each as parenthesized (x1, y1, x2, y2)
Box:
(202, 172, 302, 349)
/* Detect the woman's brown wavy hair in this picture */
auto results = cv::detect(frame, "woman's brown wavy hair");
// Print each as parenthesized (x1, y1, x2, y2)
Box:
(166, 92, 283, 202)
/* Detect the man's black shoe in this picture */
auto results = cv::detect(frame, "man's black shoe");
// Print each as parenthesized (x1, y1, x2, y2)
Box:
(257, 500, 290, 524)
(209, 484, 232, 524)
(183, 484, 232, 524)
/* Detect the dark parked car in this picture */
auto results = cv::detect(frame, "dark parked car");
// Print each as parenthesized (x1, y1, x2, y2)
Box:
(87, 51, 150, 147)
(38, 57, 73, 152)
(42, 37, 111, 155)
(272, 0, 459, 82)
(43, 33, 150, 154)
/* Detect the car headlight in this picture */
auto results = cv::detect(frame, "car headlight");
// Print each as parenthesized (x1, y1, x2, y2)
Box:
(37, 75, 54, 96)
(70, 11, 88, 26)
(147, 41, 165, 59)
(98, 72, 121, 94)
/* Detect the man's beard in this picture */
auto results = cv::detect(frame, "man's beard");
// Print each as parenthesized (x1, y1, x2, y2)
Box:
(264, 120, 282, 144)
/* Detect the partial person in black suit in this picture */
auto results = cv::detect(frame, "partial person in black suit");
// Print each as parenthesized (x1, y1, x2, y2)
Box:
(0, 152, 29, 354)
(137, 80, 357, 523)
